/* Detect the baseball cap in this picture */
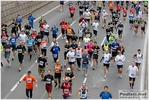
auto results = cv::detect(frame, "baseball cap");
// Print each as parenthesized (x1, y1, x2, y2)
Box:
(67, 67, 71, 71)
(103, 10, 105, 12)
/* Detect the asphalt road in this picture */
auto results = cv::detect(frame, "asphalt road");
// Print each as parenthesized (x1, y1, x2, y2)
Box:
(1, 1, 148, 99)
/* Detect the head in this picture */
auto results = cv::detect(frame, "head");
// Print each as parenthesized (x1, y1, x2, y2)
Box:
(137, 49, 141, 54)
(29, 35, 32, 39)
(119, 21, 122, 24)
(38, 32, 41, 36)
(104, 86, 108, 92)
(42, 20, 45, 23)
(12, 33, 15, 37)
(115, 38, 118, 43)
(82, 83, 86, 88)
(29, 13, 32, 16)
(131, 61, 135, 67)
(65, 77, 69, 83)
(27, 71, 31, 76)
(54, 23, 57, 27)
(86, 9, 89, 12)
(69, 47, 72, 52)
(90, 40, 93, 43)
(2, 21, 5, 24)
(105, 40, 108, 45)
(21, 30, 25, 34)
(54, 42, 57, 46)
(17, 14, 20, 17)
(78, 45, 81, 49)
(41, 54, 45, 58)
(105, 50, 109, 54)
(103, 10, 105, 13)
(120, 42, 123, 47)
(12, 19, 15, 22)
(47, 69, 51, 75)
(56, 59, 60, 64)
(41, 16, 44, 19)
(19, 41, 23, 45)
(62, 18, 65, 22)
(94, 41, 97, 46)
(2, 31, 5, 34)
(67, 67, 71, 73)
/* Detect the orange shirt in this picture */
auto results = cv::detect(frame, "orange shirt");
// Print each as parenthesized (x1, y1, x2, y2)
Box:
(54, 63, 62, 74)
(40, 41, 48, 48)
(22, 75, 37, 89)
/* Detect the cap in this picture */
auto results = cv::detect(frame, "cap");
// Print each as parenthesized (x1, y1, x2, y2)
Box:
(103, 10, 105, 12)
(67, 67, 71, 71)
(66, 40, 68, 43)
(27, 71, 31, 74)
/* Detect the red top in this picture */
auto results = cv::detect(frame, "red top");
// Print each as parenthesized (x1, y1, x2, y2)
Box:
(130, 9, 135, 14)
(123, 9, 127, 14)
(60, 21, 67, 30)
(69, 7, 76, 14)
(31, 33, 37, 39)
(39, 23, 45, 28)
(62, 82, 71, 96)
(116, 5, 121, 11)
(79, 17, 86, 23)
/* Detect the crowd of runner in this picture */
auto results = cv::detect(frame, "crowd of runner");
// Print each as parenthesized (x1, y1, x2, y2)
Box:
(1, 1, 148, 99)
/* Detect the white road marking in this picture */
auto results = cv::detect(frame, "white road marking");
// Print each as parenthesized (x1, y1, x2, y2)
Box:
(100, 37, 106, 46)
(83, 77, 87, 83)
(11, 74, 26, 91)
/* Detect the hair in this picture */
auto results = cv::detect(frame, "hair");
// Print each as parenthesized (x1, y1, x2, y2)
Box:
(104, 86, 108, 89)
(47, 69, 51, 72)
(137, 49, 141, 51)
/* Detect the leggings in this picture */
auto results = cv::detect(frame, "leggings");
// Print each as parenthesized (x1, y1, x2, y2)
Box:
(26, 89, 33, 98)
(41, 49, 47, 56)
(76, 58, 81, 68)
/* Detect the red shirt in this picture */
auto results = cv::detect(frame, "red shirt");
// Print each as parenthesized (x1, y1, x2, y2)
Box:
(123, 9, 127, 14)
(79, 17, 86, 23)
(39, 23, 44, 28)
(130, 9, 135, 14)
(31, 33, 37, 39)
(62, 82, 71, 96)
(116, 5, 121, 11)
(60, 21, 67, 30)
(69, 7, 76, 14)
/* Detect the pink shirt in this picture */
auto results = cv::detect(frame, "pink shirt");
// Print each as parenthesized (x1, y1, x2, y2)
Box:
(87, 43, 94, 52)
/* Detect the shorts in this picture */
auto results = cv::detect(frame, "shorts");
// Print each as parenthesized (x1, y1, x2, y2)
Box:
(44, 32, 49, 36)
(18, 54, 24, 63)
(79, 37, 83, 41)
(141, 27, 145, 31)
(28, 48, 33, 52)
(93, 30, 98, 36)
(54, 73, 61, 79)
(69, 62, 75, 65)
(70, 13, 74, 17)
(38, 67, 45, 73)
(60, 2, 64, 5)
(35, 42, 41, 47)
(117, 65, 123, 69)
(82, 63, 89, 69)
(62, 95, 70, 99)
(88, 52, 93, 58)
(118, 30, 123, 35)
(112, 52, 117, 57)
(135, 62, 141, 66)
(67, 35, 72, 40)
(123, 14, 127, 17)
(61, 30, 65, 35)
(52, 34, 57, 39)
(11, 45, 16, 51)
(103, 63, 110, 67)
(45, 85, 52, 93)
(129, 77, 135, 82)
(93, 54, 98, 59)
(4, 52, 10, 58)
(134, 25, 139, 29)
(109, 9, 113, 12)
(79, 11, 83, 16)
(129, 20, 133, 24)
(86, 19, 90, 22)
(114, 21, 118, 25)
(64, 52, 68, 60)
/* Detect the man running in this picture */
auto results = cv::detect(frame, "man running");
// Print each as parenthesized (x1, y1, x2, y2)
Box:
(117, 21, 124, 41)
(18, 71, 38, 99)
(129, 12, 135, 29)
(99, 86, 112, 99)
(133, 17, 139, 36)
(69, 5, 76, 21)
(51, 23, 59, 39)
(43, 22, 50, 43)
(63, 40, 70, 68)
(35, 32, 43, 56)
(102, 10, 108, 28)
(60, 19, 67, 39)
(140, 18, 147, 35)
(92, 20, 99, 40)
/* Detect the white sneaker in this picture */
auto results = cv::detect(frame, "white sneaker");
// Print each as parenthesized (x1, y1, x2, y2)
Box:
(19, 67, 21, 72)
(85, 73, 87, 77)
(104, 75, 106, 79)
(120, 75, 122, 79)
(118, 74, 120, 78)
(8, 62, 11, 67)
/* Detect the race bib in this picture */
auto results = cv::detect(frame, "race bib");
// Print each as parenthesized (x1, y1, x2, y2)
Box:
(11, 39, 15, 42)
(53, 54, 58, 58)
(18, 49, 22, 53)
(27, 78, 32, 83)
(28, 43, 32, 46)
(39, 61, 44, 66)
(55, 67, 59, 71)
(64, 89, 69, 94)
(131, 74, 134, 76)
(38, 39, 41, 42)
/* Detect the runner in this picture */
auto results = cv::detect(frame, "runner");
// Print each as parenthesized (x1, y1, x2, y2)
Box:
(28, 13, 35, 29)
(1, 31, 9, 47)
(99, 86, 112, 99)
(92, 41, 100, 70)
(123, 7, 127, 21)
(50, 42, 60, 63)
(129, 12, 135, 29)
(102, 10, 108, 28)
(60, 19, 67, 39)
(86, 40, 94, 65)
(100, 50, 111, 79)
(105, 25, 112, 42)
(60, 1, 64, 12)
(83, 9, 91, 26)
(140, 18, 147, 35)
(108, 19, 114, 33)
(133, 49, 143, 70)
(119, 42, 125, 55)
(76, 45, 84, 71)
(76, 83, 89, 99)
(78, 26, 84, 45)
(3, 40, 12, 67)
(63, 40, 70, 68)
(133, 17, 139, 36)
(54, 59, 63, 88)
(11, 19, 18, 35)
(43, 69, 54, 99)
(69, 5, 76, 21)
(83, 1, 89, 11)
(108, 1, 114, 16)
(39, 20, 45, 36)
(26, 35, 34, 62)
(1, 21, 8, 34)
(31, 30, 37, 54)
(66, 25, 74, 43)
(116, 4, 122, 16)
(82, 49, 90, 76)
(24, 22, 32, 37)
(16, 41, 26, 71)
(85, 29, 92, 39)
(66, 47, 76, 72)
(50, 38, 59, 48)
(92, 20, 99, 40)
(40, 38, 48, 58)
(18, 71, 38, 99)
(144, 0, 148, 17)
(61, 77, 71, 99)
(117, 21, 124, 41)
(19, 30, 28, 44)
(79, 19, 88, 33)
(43, 22, 50, 43)
(94, 9, 100, 22)
(37, 54, 48, 81)
(124, 61, 139, 89)
(79, 3, 84, 16)
(63, 67, 75, 95)
(102, 41, 110, 54)
(138, 8, 143, 21)
(115, 51, 125, 79)
(35, 32, 43, 56)
(51, 23, 59, 39)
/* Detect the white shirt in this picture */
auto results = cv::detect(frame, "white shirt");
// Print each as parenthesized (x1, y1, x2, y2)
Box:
(43, 24, 50, 32)
(115, 55, 125, 65)
(138, 11, 143, 18)
(79, 22, 87, 28)
(51, 41, 59, 47)
(102, 12, 108, 19)
(76, 48, 83, 58)
(134, 53, 143, 63)
(83, 12, 91, 19)
(92, 22, 99, 31)
(103, 53, 111, 64)
(78, 28, 84, 37)
(67, 51, 76, 62)
(19, 34, 27, 42)
(128, 65, 138, 78)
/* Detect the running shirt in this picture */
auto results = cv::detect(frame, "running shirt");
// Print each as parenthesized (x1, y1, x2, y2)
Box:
(92, 22, 99, 31)
(60, 21, 67, 30)
(51, 46, 60, 58)
(138, 11, 143, 18)
(16, 45, 26, 54)
(115, 55, 125, 65)
(62, 82, 71, 96)
(109, 2, 114, 9)
(26, 39, 34, 49)
(54, 63, 62, 74)
(76, 48, 84, 58)
(103, 53, 111, 64)
(31, 33, 37, 39)
(51, 26, 58, 35)
(134, 53, 143, 63)
(64, 72, 74, 83)
(64, 44, 70, 53)
(100, 91, 112, 99)
(83, 38, 90, 46)
(67, 51, 76, 62)
(102, 12, 108, 19)
(79, 22, 87, 28)
(1, 24, 7, 33)
(43, 24, 50, 32)
(3, 44, 11, 53)
(111, 42, 119, 52)
(85, 31, 92, 38)
(78, 28, 84, 37)
(140, 21, 147, 28)
(112, 11, 117, 18)
(69, 6, 76, 14)
(129, 14, 135, 20)
(44, 74, 54, 85)
(35, 35, 43, 44)
(37, 57, 47, 68)
(133, 20, 139, 26)
(80, 87, 88, 99)
(83, 11, 91, 19)
(106, 28, 112, 36)
(116, 5, 122, 12)
(82, 53, 90, 64)
(127, 65, 138, 78)
(24, 25, 31, 30)
(79, 5, 84, 12)
(22, 75, 37, 89)
(117, 24, 124, 31)
(86, 43, 94, 52)
(19, 34, 27, 43)
(39, 22, 45, 32)
(123, 9, 127, 16)
(92, 45, 100, 55)
(41, 41, 47, 49)
(108, 22, 114, 29)
(1, 33, 8, 43)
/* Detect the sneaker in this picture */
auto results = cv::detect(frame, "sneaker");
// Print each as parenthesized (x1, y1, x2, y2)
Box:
(27, 97, 29, 99)
(120, 75, 122, 79)
(118, 74, 120, 78)
(19, 67, 21, 72)
(85, 73, 87, 77)
(29, 59, 31, 62)
(104, 75, 106, 79)
(12, 58, 14, 61)
(64, 65, 66, 68)
(58, 85, 61, 89)
(92, 67, 95, 70)
(8, 62, 11, 67)
(78, 68, 81, 71)
(131, 86, 133, 89)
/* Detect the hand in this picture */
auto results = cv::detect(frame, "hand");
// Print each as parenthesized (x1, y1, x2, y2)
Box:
(136, 76, 138, 78)
(24, 51, 26, 53)
(35, 84, 38, 87)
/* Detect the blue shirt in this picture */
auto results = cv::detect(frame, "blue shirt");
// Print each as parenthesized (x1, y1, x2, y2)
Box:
(100, 91, 112, 99)
(9, 36, 19, 45)
(51, 26, 58, 35)
(129, 14, 134, 20)
(16, 17, 22, 24)
(26, 39, 34, 48)
(111, 42, 119, 52)
(51, 46, 60, 54)
(28, 15, 35, 23)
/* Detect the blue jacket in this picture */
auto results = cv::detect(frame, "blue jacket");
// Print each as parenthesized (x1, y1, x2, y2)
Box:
(28, 15, 35, 23)
(51, 46, 60, 54)
(16, 17, 22, 24)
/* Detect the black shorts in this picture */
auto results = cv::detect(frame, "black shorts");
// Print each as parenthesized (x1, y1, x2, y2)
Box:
(109, 9, 113, 12)
(28, 48, 33, 52)
(86, 19, 90, 22)
(88, 52, 93, 58)
(2, 42, 6, 46)
(35, 42, 41, 47)
(141, 27, 145, 31)
(70, 13, 74, 17)
(79, 37, 83, 41)
(54, 73, 61, 79)
(135, 62, 141, 66)
(18, 54, 24, 64)
(69, 62, 75, 65)
(64, 52, 68, 60)
(67, 36, 72, 40)
(114, 21, 118, 25)
(123, 14, 127, 17)
(93, 54, 98, 59)
(103, 63, 110, 67)
(11, 45, 16, 51)
(93, 30, 98, 36)
(117, 65, 123, 69)
(118, 30, 123, 35)
(112, 52, 117, 57)
(129, 20, 133, 24)
(60, 2, 64, 5)
(61, 30, 65, 35)
(129, 77, 136, 82)
(44, 32, 49, 36)
(52, 34, 57, 39)
(79, 11, 83, 16)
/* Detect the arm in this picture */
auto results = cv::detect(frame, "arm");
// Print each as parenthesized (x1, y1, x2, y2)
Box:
(76, 89, 82, 98)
